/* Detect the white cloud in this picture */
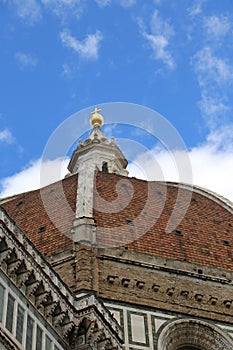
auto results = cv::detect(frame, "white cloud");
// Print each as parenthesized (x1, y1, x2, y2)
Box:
(204, 15, 231, 41)
(6, 0, 83, 22)
(103, 123, 118, 138)
(128, 126, 233, 202)
(192, 47, 233, 126)
(193, 47, 233, 85)
(15, 52, 38, 68)
(119, 0, 136, 7)
(0, 158, 69, 198)
(206, 125, 233, 152)
(11, 0, 42, 24)
(95, 0, 111, 7)
(1, 128, 233, 204)
(139, 10, 175, 70)
(95, 0, 135, 7)
(41, 0, 83, 20)
(61, 63, 73, 78)
(150, 9, 174, 38)
(143, 33, 175, 70)
(197, 94, 229, 121)
(0, 129, 14, 144)
(187, 0, 203, 16)
(60, 30, 103, 60)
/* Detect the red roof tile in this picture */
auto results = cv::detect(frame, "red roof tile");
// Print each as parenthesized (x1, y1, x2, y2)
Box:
(94, 172, 233, 270)
(1, 171, 233, 270)
(1, 174, 77, 255)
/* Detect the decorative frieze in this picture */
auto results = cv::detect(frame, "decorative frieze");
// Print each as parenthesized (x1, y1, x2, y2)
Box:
(105, 273, 233, 313)
(100, 254, 233, 324)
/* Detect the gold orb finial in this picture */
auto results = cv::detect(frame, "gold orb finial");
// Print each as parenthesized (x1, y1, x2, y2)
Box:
(90, 107, 104, 128)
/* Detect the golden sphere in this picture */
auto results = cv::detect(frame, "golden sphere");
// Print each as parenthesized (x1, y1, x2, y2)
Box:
(90, 108, 104, 128)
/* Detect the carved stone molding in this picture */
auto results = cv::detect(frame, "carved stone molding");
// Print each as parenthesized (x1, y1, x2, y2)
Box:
(0, 208, 123, 350)
(0, 328, 20, 350)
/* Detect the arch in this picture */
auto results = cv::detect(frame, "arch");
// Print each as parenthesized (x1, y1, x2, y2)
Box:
(157, 318, 233, 350)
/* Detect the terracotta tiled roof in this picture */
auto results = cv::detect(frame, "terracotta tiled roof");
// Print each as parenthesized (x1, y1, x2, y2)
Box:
(1, 171, 233, 271)
(1, 174, 77, 255)
(94, 172, 233, 270)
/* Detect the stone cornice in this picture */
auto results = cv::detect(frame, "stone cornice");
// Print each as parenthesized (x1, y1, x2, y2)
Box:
(98, 248, 233, 284)
(97, 251, 233, 324)
(0, 207, 123, 349)
(98, 252, 231, 284)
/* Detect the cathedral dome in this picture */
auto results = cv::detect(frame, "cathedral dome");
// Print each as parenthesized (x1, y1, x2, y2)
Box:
(1, 111, 233, 350)
(1, 172, 233, 272)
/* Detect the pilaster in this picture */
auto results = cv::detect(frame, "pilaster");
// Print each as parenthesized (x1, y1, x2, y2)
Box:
(72, 217, 96, 245)
(73, 165, 96, 245)
(74, 243, 99, 292)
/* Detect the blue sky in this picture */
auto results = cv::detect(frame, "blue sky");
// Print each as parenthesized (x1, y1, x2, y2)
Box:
(1, 0, 233, 201)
